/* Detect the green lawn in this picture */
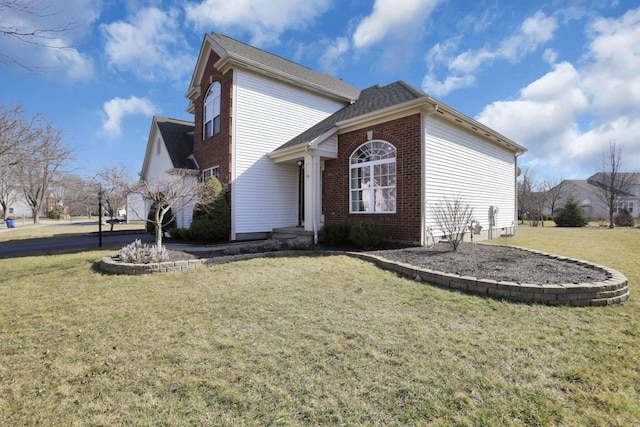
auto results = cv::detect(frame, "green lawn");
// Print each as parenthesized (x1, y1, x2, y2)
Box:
(1, 225, 639, 425)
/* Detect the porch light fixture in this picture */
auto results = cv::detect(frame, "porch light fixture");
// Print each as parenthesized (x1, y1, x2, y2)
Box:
(297, 160, 304, 167)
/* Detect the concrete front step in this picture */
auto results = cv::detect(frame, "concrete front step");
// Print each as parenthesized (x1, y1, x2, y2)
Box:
(272, 226, 313, 243)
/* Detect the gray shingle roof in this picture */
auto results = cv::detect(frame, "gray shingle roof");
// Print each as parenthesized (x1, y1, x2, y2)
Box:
(155, 117, 197, 170)
(276, 81, 426, 151)
(211, 33, 360, 101)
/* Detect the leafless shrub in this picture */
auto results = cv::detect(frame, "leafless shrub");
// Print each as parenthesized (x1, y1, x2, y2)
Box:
(432, 195, 475, 251)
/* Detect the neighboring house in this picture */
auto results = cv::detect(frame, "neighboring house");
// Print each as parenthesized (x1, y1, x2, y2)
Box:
(1, 196, 32, 220)
(549, 173, 640, 219)
(131, 116, 198, 228)
(140, 32, 527, 244)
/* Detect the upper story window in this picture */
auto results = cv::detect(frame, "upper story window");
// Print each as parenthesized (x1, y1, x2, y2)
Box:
(203, 166, 220, 183)
(349, 140, 396, 213)
(204, 82, 221, 139)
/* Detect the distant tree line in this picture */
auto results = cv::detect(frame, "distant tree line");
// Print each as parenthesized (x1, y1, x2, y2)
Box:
(0, 104, 136, 223)
(518, 142, 639, 228)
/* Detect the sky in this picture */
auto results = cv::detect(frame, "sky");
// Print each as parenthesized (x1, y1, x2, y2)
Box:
(1, 0, 639, 184)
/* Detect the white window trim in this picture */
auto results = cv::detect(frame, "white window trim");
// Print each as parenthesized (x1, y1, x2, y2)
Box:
(203, 166, 220, 183)
(349, 140, 397, 214)
(204, 82, 221, 139)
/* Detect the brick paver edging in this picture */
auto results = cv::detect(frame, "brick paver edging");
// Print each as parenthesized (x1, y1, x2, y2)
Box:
(348, 245, 629, 306)
(100, 245, 629, 306)
(100, 251, 304, 275)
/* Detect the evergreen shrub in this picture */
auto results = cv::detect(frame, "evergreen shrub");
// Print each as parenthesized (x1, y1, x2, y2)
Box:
(319, 222, 352, 247)
(187, 177, 230, 242)
(349, 221, 383, 249)
(553, 198, 588, 227)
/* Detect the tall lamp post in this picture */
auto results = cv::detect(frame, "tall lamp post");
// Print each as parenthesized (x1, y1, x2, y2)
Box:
(98, 190, 103, 248)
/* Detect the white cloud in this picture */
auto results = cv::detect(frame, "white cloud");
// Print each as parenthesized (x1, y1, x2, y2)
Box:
(101, 7, 194, 81)
(423, 11, 558, 96)
(0, 0, 98, 80)
(422, 74, 475, 97)
(477, 62, 587, 145)
(476, 6, 640, 180)
(318, 37, 350, 75)
(581, 7, 640, 119)
(184, 0, 331, 47)
(352, 0, 441, 49)
(102, 96, 156, 138)
(498, 11, 558, 61)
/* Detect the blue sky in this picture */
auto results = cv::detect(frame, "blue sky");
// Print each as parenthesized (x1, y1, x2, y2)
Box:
(2, 0, 639, 183)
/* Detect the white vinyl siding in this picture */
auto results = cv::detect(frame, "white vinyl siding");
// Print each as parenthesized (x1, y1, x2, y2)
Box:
(423, 115, 516, 234)
(146, 136, 174, 184)
(141, 133, 197, 230)
(232, 69, 346, 236)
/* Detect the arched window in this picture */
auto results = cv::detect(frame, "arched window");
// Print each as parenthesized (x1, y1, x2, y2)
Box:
(204, 82, 221, 138)
(350, 140, 396, 213)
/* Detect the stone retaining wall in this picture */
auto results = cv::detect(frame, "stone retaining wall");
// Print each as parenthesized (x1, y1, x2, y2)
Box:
(100, 246, 629, 306)
(349, 246, 629, 306)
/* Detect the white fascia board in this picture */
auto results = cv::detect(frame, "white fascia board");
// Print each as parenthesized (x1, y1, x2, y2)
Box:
(267, 143, 306, 163)
(215, 55, 355, 103)
(426, 97, 527, 154)
(166, 168, 201, 176)
(185, 33, 227, 100)
(309, 127, 338, 150)
(140, 116, 160, 180)
(268, 127, 338, 163)
(336, 97, 432, 132)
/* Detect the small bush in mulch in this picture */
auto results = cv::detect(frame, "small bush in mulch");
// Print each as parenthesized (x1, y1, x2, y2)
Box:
(319, 222, 352, 247)
(614, 208, 635, 227)
(349, 221, 383, 249)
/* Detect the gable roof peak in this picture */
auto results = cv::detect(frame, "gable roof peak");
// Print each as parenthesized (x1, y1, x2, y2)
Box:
(190, 32, 361, 103)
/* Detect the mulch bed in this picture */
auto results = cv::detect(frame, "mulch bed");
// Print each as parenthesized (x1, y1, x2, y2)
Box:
(371, 243, 608, 284)
(166, 241, 608, 285)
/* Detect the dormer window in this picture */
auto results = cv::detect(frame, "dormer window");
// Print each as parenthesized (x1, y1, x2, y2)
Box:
(204, 82, 221, 139)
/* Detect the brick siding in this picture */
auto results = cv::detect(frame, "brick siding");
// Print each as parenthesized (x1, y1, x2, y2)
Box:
(192, 51, 233, 190)
(324, 113, 423, 244)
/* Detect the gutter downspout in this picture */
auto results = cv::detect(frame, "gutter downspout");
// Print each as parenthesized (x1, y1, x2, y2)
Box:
(421, 104, 439, 246)
(514, 151, 524, 236)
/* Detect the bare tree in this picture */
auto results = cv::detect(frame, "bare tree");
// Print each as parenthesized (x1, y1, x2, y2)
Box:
(94, 165, 133, 231)
(17, 119, 74, 222)
(0, 104, 30, 165)
(589, 142, 639, 229)
(54, 173, 92, 217)
(518, 168, 536, 224)
(0, 104, 35, 218)
(129, 171, 219, 247)
(543, 178, 565, 218)
(0, 159, 20, 219)
(431, 195, 475, 251)
(0, 0, 75, 70)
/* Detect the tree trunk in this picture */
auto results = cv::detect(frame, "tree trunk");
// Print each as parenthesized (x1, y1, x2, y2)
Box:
(155, 225, 163, 247)
(154, 208, 163, 247)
